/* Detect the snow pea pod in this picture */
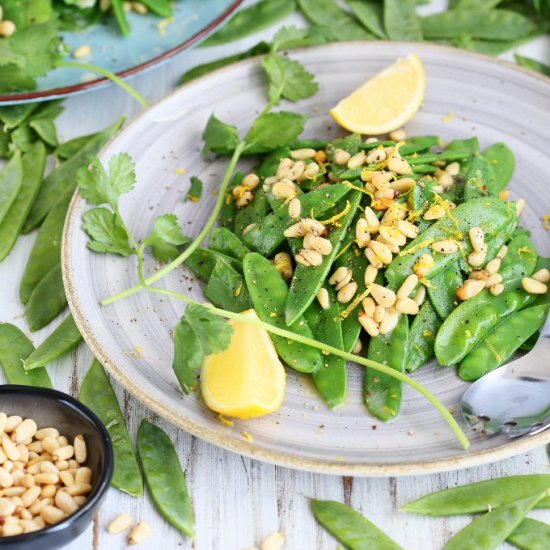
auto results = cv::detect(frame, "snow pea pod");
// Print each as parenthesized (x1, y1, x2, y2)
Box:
(444, 137, 480, 157)
(242, 183, 350, 256)
(201, 0, 295, 47)
(365, 314, 409, 421)
(459, 303, 549, 381)
(428, 261, 463, 319)
(23, 117, 123, 233)
(204, 260, 253, 313)
(56, 131, 103, 160)
(403, 475, 550, 515)
(435, 287, 534, 366)
(347, 0, 386, 38)
(243, 252, 321, 373)
(137, 420, 194, 537)
(384, 0, 422, 41)
(291, 139, 329, 150)
(463, 154, 495, 201)
(443, 492, 549, 550)
(515, 54, 550, 77)
(0, 142, 45, 261)
(400, 135, 439, 156)
(220, 170, 244, 231)
(407, 300, 442, 373)
(500, 233, 538, 281)
(312, 499, 403, 550)
(26, 263, 67, 331)
(138, 0, 172, 17)
(421, 9, 536, 41)
(234, 186, 270, 238)
(23, 315, 83, 371)
(507, 518, 550, 550)
(386, 197, 517, 290)
(0, 323, 51, 388)
(80, 359, 143, 497)
(305, 286, 347, 408)
(209, 227, 250, 261)
(482, 142, 515, 192)
(185, 248, 242, 281)
(20, 184, 74, 303)
(286, 190, 361, 325)
(0, 151, 23, 226)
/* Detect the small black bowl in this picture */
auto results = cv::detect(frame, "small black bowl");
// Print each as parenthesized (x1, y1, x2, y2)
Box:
(0, 385, 114, 549)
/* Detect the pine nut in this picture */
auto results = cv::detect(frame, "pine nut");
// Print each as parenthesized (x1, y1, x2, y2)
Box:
(303, 234, 332, 256)
(516, 198, 526, 216)
(456, 279, 486, 301)
(5, 417, 22, 434)
(0, 498, 16, 516)
(445, 162, 460, 176)
(235, 190, 253, 208)
(2, 436, 20, 461)
(532, 268, 550, 284)
(0, 413, 6, 434)
(35, 428, 59, 441)
(59, 471, 74, 487)
(273, 252, 293, 281)
(329, 267, 351, 286)
(132, 2, 148, 14)
(392, 177, 416, 193)
(21, 474, 35, 488)
(2, 523, 23, 536)
(74, 467, 92, 485)
(108, 512, 133, 534)
(73, 44, 92, 59)
(52, 446, 74, 462)
(379, 310, 400, 335)
(0, 20, 16, 38)
(396, 298, 419, 315)
(414, 253, 435, 278)
(522, 277, 548, 294)
(54, 490, 78, 515)
(297, 249, 323, 267)
(276, 158, 293, 179)
(397, 274, 419, 300)
(362, 297, 376, 317)
(438, 173, 454, 188)
(363, 207, 380, 232)
(468, 248, 487, 268)
(376, 235, 400, 255)
(389, 129, 407, 141)
(243, 173, 260, 190)
(486, 257, 501, 274)
(355, 218, 371, 247)
(261, 531, 285, 550)
(347, 151, 366, 169)
(379, 226, 406, 247)
(2, 486, 25, 497)
(129, 521, 152, 545)
(358, 312, 379, 337)
(301, 218, 326, 235)
(485, 273, 503, 288)
(272, 179, 297, 200)
(284, 221, 306, 238)
(40, 461, 58, 475)
(73, 436, 86, 465)
(469, 227, 485, 252)
(291, 148, 316, 160)
(413, 285, 426, 306)
(0, 467, 13, 488)
(371, 284, 397, 308)
(432, 239, 459, 255)
(334, 149, 351, 165)
(364, 265, 378, 285)
(316, 288, 330, 310)
(41, 505, 65, 525)
(27, 441, 42, 454)
(304, 162, 320, 179)
(366, 149, 387, 164)
(388, 156, 412, 175)
(496, 245, 508, 259)
(337, 282, 358, 304)
(21, 486, 41, 508)
(373, 305, 386, 323)
(29, 498, 51, 516)
(365, 247, 384, 269)
(365, 137, 378, 144)
(288, 198, 301, 219)
(382, 203, 408, 225)
(371, 171, 392, 190)
(34, 473, 59, 485)
(396, 219, 418, 239)
(13, 420, 37, 444)
(368, 240, 392, 265)
(295, 254, 311, 267)
(21, 519, 41, 533)
(352, 339, 363, 354)
(490, 283, 504, 296)
(423, 204, 446, 220)
(287, 160, 305, 181)
(469, 269, 489, 281)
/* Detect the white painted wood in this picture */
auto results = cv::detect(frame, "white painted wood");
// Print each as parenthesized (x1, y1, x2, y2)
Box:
(1, 1, 549, 548)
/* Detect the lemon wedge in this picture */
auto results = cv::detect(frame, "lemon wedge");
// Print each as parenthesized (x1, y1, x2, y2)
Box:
(330, 54, 426, 135)
(200, 309, 286, 419)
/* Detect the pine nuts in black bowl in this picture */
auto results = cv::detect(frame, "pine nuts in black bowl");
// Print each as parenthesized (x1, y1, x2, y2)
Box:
(0, 385, 113, 549)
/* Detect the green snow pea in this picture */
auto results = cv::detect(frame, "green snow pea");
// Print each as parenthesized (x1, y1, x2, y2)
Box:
(407, 300, 442, 372)
(384, 0, 423, 41)
(234, 186, 270, 238)
(403, 475, 550, 516)
(443, 492, 549, 550)
(23, 117, 123, 233)
(204, 260, 253, 313)
(56, 131, 103, 160)
(80, 359, 143, 497)
(421, 9, 536, 41)
(201, 0, 295, 47)
(459, 303, 549, 381)
(137, 420, 194, 538)
(185, 248, 242, 281)
(286, 190, 361, 325)
(412, 164, 438, 175)
(463, 154, 496, 201)
(312, 499, 403, 550)
(482, 142, 515, 192)
(435, 287, 534, 367)
(444, 137, 480, 158)
(291, 140, 329, 150)
(297, 0, 374, 39)
(515, 54, 550, 77)
(365, 314, 409, 421)
(112, 0, 131, 36)
(500, 233, 538, 282)
(0, 142, 45, 262)
(386, 197, 517, 290)
(507, 518, 550, 550)
(242, 183, 350, 256)
(220, 171, 244, 231)
(0, 323, 52, 388)
(346, 0, 386, 38)
(137, 0, 173, 17)
(26, 263, 67, 331)
(326, 133, 363, 159)
(0, 103, 39, 129)
(23, 315, 83, 371)
(304, 285, 347, 408)
(20, 184, 74, 304)
(0, 151, 23, 226)
(243, 253, 321, 373)
(400, 135, 439, 156)
(428, 261, 463, 319)
(209, 227, 250, 261)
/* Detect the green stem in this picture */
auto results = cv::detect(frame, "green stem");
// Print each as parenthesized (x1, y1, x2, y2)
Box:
(56, 61, 149, 108)
(101, 140, 247, 306)
(144, 285, 470, 450)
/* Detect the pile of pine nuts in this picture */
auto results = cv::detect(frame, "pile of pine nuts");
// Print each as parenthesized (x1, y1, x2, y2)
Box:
(0, 412, 92, 537)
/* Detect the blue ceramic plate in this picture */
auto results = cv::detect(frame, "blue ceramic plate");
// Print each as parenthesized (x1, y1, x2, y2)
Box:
(0, 0, 242, 104)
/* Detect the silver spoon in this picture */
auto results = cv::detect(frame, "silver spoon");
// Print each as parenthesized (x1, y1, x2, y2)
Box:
(461, 317, 550, 438)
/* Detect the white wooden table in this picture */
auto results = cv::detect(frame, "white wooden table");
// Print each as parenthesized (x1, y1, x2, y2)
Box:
(1, 2, 549, 548)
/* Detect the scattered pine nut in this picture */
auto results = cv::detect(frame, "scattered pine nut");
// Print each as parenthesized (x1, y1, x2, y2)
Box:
(129, 521, 152, 545)
(522, 277, 548, 295)
(108, 513, 133, 534)
(316, 288, 330, 310)
(532, 268, 550, 284)
(261, 531, 285, 550)
(456, 279, 486, 301)
(73, 45, 93, 59)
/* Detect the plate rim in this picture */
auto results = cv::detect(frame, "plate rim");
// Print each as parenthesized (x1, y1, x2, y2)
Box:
(0, 0, 244, 104)
(62, 40, 550, 476)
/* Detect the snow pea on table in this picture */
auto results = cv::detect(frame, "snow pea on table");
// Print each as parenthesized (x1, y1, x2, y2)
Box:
(243, 252, 321, 373)
(507, 517, 550, 550)
(0, 151, 23, 227)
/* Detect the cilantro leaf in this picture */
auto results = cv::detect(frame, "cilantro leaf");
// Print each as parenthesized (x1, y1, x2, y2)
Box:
(0, 41, 24, 67)
(77, 153, 136, 209)
(184, 303, 233, 355)
(245, 111, 307, 150)
(82, 207, 134, 256)
(0, 65, 37, 93)
(143, 213, 190, 263)
(172, 319, 203, 394)
(186, 176, 203, 202)
(202, 114, 240, 157)
(261, 53, 318, 104)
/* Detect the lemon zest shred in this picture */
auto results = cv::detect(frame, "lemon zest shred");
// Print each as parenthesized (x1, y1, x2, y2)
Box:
(335, 240, 353, 260)
(242, 431, 254, 442)
(419, 277, 435, 288)
(338, 286, 372, 320)
(422, 329, 433, 338)
(341, 180, 373, 198)
(218, 414, 234, 427)
(543, 214, 550, 230)
(399, 238, 436, 256)
(234, 281, 243, 298)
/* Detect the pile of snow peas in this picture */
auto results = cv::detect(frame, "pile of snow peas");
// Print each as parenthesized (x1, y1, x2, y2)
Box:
(185, 131, 549, 421)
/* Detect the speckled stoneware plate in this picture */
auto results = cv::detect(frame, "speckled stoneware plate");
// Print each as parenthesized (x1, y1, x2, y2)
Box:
(0, 0, 242, 104)
(63, 42, 550, 476)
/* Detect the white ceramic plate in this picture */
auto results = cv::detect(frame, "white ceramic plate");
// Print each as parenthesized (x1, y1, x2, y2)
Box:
(63, 42, 550, 476)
